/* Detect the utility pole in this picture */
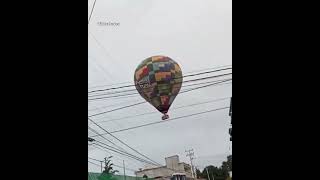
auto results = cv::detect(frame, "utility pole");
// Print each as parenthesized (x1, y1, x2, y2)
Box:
(123, 160, 126, 180)
(100, 160, 103, 173)
(186, 149, 196, 179)
(205, 167, 210, 180)
(229, 97, 232, 141)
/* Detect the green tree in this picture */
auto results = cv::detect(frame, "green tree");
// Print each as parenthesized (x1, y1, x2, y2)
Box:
(102, 156, 119, 175)
(225, 155, 232, 171)
(199, 155, 232, 180)
(196, 168, 203, 179)
(200, 165, 221, 180)
(220, 155, 232, 179)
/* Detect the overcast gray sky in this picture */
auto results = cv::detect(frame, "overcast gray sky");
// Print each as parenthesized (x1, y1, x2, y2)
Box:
(88, 0, 232, 175)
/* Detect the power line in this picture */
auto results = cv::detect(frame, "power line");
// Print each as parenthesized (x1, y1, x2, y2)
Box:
(89, 94, 141, 101)
(88, 55, 114, 83)
(113, 164, 136, 172)
(88, 157, 102, 162)
(88, 157, 138, 172)
(89, 135, 160, 167)
(108, 107, 229, 134)
(88, 65, 232, 90)
(88, 80, 230, 106)
(186, 65, 232, 74)
(90, 106, 229, 137)
(88, 117, 162, 166)
(88, 126, 129, 154)
(88, 79, 231, 117)
(88, 77, 232, 98)
(88, 160, 101, 167)
(93, 141, 157, 166)
(183, 67, 231, 78)
(89, 101, 139, 111)
(89, 81, 132, 90)
(91, 142, 178, 174)
(88, 157, 135, 171)
(88, 101, 146, 118)
(88, 70, 231, 94)
(180, 79, 231, 94)
(88, 0, 97, 24)
(93, 139, 153, 164)
(88, 77, 231, 104)
(88, 80, 229, 100)
(91, 143, 107, 151)
(88, 79, 231, 101)
(88, 31, 120, 68)
(89, 121, 162, 167)
(96, 97, 231, 124)
(88, 92, 138, 100)
(91, 142, 159, 166)
(88, 80, 231, 102)
(88, 69, 232, 94)
(87, 78, 231, 102)
(91, 143, 143, 170)
(88, 84, 134, 94)
(88, 119, 160, 165)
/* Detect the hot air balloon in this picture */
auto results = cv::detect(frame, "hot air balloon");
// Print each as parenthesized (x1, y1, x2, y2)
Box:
(134, 56, 183, 120)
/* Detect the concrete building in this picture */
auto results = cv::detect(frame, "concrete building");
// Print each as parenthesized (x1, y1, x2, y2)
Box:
(135, 155, 193, 180)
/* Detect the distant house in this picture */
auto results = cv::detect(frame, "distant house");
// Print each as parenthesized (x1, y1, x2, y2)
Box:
(135, 155, 193, 180)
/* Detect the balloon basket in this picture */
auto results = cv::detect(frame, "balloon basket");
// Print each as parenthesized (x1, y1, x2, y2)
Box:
(162, 114, 169, 120)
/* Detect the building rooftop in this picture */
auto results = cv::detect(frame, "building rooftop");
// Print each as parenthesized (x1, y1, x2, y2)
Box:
(135, 165, 167, 173)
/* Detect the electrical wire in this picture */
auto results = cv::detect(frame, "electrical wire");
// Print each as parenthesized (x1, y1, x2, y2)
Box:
(88, 157, 102, 162)
(88, 78, 231, 101)
(90, 106, 229, 137)
(89, 81, 230, 102)
(92, 141, 156, 166)
(88, 79, 231, 117)
(88, 101, 146, 118)
(88, 65, 232, 90)
(88, 131, 161, 167)
(88, 126, 128, 153)
(89, 100, 141, 111)
(88, 0, 97, 24)
(88, 76, 232, 98)
(94, 139, 155, 165)
(88, 117, 162, 166)
(88, 157, 137, 172)
(180, 79, 231, 94)
(88, 160, 100, 167)
(96, 97, 231, 124)
(88, 69, 231, 94)
(110, 106, 229, 133)
(91, 143, 143, 170)
(87, 76, 231, 102)
(91, 142, 159, 166)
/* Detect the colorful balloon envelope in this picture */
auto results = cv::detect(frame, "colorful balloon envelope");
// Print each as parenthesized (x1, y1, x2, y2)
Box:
(134, 56, 183, 120)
